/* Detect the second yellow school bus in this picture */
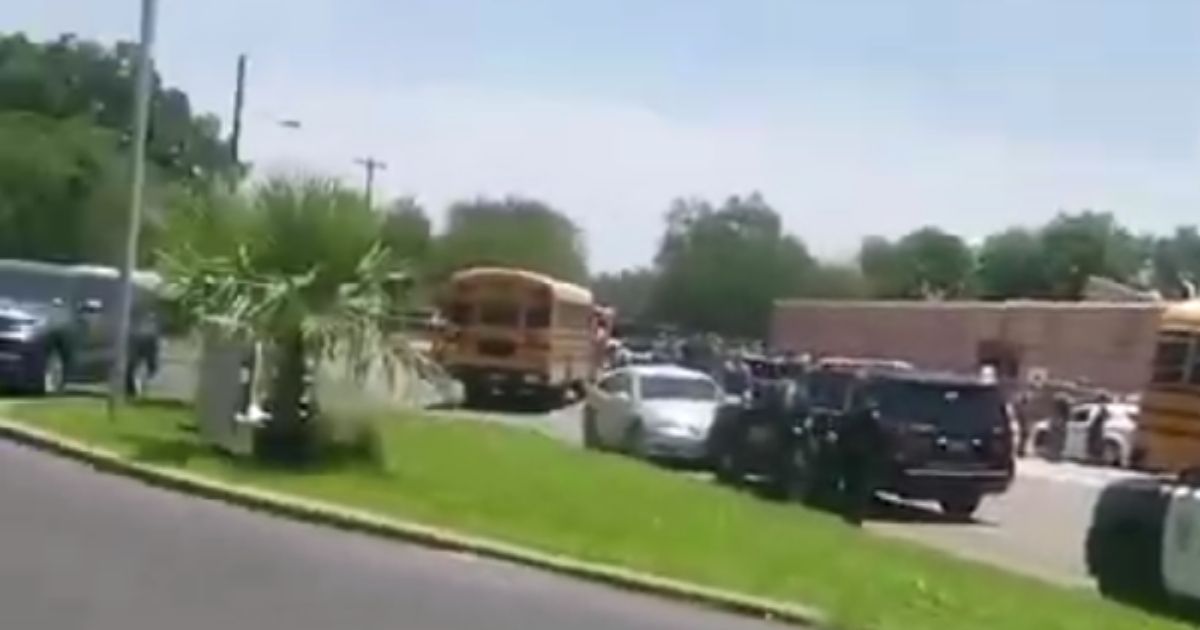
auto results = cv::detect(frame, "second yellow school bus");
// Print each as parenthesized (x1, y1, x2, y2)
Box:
(1136, 301, 1200, 472)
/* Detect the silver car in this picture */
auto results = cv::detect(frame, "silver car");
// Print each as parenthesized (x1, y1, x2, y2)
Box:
(582, 364, 724, 462)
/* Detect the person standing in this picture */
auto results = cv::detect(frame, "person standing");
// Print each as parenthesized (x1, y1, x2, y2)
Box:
(1087, 394, 1112, 464)
(1049, 391, 1072, 461)
(834, 374, 884, 526)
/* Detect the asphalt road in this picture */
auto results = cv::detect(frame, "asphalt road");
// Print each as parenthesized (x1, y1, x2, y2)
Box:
(476, 402, 1143, 588)
(0, 439, 791, 630)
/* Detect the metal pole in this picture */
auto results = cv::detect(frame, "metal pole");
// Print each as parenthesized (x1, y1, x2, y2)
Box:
(364, 163, 375, 209)
(108, 0, 158, 414)
(355, 157, 386, 209)
(230, 54, 247, 166)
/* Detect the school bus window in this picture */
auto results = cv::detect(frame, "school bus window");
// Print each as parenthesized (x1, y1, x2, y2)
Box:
(525, 306, 551, 329)
(1188, 338, 1200, 384)
(448, 302, 472, 326)
(480, 301, 520, 327)
(1153, 334, 1191, 384)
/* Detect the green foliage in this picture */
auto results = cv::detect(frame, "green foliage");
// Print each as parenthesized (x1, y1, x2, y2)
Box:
(1038, 211, 1146, 299)
(0, 111, 137, 264)
(432, 196, 588, 283)
(1151, 227, 1200, 299)
(159, 177, 415, 464)
(0, 32, 235, 183)
(975, 228, 1050, 299)
(0, 31, 236, 269)
(590, 268, 658, 322)
(859, 228, 974, 299)
(381, 197, 433, 273)
(651, 194, 818, 337)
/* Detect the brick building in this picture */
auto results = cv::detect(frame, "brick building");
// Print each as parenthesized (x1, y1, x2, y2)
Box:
(770, 300, 1169, 393)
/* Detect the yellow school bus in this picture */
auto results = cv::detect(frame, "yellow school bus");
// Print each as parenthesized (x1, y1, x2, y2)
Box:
(1136, 301, 1200, 472)
(434, 267, 597, 404)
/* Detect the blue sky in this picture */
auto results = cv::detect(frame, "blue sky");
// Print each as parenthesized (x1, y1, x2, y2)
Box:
(7, 1, 1200, 270)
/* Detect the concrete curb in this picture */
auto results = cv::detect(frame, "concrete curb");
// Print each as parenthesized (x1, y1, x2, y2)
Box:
(0, 418, 825, 628)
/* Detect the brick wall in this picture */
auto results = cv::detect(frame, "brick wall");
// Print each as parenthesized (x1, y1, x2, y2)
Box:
(770, 300, 1166, 393)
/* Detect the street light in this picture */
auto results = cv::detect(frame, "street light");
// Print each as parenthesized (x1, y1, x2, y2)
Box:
(108, 0, 157, 415)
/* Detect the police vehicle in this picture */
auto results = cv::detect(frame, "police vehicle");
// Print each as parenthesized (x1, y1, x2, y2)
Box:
(1087, 471, 1200, 616)
(709, 365, 1015, 519)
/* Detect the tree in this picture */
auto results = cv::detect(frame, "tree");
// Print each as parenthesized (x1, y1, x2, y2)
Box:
(0, 111, 142, 264)
(160, 177, 413, 464)
(1151, 227, 1200, 298)
(651, 194, 817, 337)
(803, 263, 869, 299)
(858, 227, 974, 299)
(380, 197, 432, 271)
(975, 228, 1050, 299)
(432, 196, 588, 283)
(0, 32, 235, 184)
(1038, 211, 1146, 299)
(591, 268, 658, 323)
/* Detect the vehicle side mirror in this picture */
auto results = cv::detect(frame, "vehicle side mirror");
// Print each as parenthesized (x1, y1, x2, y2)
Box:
(78, 298, 104, 314)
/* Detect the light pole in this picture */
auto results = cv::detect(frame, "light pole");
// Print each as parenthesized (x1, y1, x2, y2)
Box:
(354, 157, 386, 209)
(108, 0, 158, 415)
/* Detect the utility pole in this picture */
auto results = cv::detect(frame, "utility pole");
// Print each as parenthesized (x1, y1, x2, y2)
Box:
(108, 0, 158, 416)
(230, 54, 247, 167)
(354, 157, 387, 209)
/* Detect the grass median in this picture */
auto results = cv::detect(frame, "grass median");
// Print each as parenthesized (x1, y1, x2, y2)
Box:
(3, 398, 1185, 630)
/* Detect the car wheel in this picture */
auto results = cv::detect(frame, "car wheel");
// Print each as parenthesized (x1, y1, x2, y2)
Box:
(582, 407, 601, 450)
(783, 443, 819, 503)
(940, 494, 982, 521)
(32, 347, 66, 396)
(622, 420, 648, 459)
(714, 447, 742, 487)
(125, 356, 154, 399)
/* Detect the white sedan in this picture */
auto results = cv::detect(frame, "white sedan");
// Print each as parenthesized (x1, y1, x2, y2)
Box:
(1031, 402, 1138, 468)
(582, 365, 725, 463)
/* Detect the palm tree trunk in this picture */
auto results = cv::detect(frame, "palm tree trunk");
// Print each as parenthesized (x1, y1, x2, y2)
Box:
(257, 329, 311, 464)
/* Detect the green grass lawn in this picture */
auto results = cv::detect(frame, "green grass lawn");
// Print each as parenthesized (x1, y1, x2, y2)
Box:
(4, 398, 1186, 630)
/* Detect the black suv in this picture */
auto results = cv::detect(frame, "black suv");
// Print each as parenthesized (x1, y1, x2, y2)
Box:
(0, 260, 161, 396)
(710, 367, 1014, 519)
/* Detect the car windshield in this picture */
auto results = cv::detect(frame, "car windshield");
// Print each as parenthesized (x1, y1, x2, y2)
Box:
(0, 268, 71, 305)
(873, 381, 1005, 431)
(640, 375, 717, 401)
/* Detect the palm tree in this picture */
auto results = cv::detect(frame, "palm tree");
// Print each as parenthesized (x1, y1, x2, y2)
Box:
(160, 176, 415, 463)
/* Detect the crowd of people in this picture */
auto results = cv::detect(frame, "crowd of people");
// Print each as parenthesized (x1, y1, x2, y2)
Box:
(606, 329, 1131, 468)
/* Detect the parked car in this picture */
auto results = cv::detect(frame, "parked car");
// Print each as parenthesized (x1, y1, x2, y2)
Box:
(582, 364, 726, 464)
(1031, 402, 1137, 468)
(0, 260, 161, 396)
